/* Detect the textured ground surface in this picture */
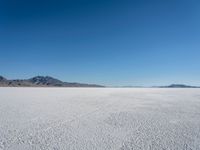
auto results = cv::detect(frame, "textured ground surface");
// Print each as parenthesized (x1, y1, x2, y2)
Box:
(0, 88, 200, 150)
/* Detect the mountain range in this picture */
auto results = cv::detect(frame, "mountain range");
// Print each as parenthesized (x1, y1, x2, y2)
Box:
(0, 76, 199, 88)
(0, 76, 104, 87)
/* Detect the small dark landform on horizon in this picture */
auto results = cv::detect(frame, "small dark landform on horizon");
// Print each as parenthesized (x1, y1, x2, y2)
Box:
(113, 84, 200, 88)
(156, 84, 200, 88)
(0, 76, 104, 87)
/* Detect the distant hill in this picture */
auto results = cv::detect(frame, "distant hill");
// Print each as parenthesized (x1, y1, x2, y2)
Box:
(0, 76, 104, 87)
(158, 84, 199, 88)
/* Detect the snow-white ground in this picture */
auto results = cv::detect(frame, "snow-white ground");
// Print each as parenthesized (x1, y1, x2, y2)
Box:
(0, 88, 200, 150)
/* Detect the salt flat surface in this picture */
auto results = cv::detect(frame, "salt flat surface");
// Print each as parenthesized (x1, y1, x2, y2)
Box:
(0, 88, 200, 150)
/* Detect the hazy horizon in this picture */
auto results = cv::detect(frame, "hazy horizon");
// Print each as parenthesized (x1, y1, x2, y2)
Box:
(1, 0, 200, 86)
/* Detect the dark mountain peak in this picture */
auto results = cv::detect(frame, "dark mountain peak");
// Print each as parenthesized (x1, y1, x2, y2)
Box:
(29, 76, 63, 85)
(30, 76, 58, 81)
(0, 76, 7, 81)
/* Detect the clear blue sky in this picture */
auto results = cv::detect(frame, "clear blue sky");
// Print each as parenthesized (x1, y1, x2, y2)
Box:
(0, 0, 200, 86)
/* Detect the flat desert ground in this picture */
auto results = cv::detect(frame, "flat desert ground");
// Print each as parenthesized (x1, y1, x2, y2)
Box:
(0, 88, 200, 150)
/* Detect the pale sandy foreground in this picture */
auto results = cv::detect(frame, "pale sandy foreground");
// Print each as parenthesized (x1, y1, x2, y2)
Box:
(0, 88, 200, 150)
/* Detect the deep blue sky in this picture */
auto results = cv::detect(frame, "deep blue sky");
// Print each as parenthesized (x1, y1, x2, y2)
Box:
(0, 0, 200, 86)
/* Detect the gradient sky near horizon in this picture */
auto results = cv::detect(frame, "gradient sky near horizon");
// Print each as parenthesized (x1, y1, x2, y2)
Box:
(0, 0, 200, 86)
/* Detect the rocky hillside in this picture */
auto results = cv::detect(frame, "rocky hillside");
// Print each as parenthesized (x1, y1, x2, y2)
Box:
(0, 76, 104, 87)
